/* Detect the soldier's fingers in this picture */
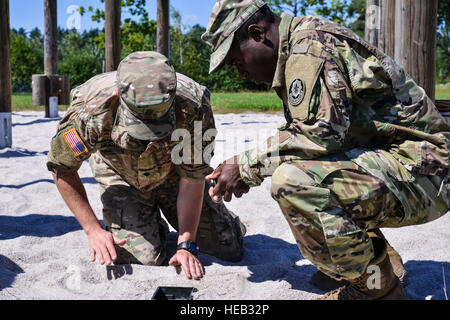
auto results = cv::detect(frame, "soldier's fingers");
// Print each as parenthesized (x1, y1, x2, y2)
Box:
(208, 186, 216, 198)
(169, 255, 178, 266)
(189, 257, 201, 280)
(105, 239, 118, 262)
(95, 248, 104, 265)
(194, 259, 204, 278)
(223, 191, 233, 202)
(181, 260, 192, 279)
(99, 245, 111, 266)
(234, 190, 244, 198)
(205, 166, 223, 181)
(212, 178, 226, 198)
(113, 235, 126, 246)
(90, 248, 96, 262)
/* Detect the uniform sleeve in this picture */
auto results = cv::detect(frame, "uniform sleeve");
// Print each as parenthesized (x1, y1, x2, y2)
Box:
(47, 93, 97, 177)
(239, 45, 353, 187)
(175, 88, 216, 182)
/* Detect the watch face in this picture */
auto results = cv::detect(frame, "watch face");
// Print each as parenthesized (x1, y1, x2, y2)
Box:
(189, 242, 199, 253)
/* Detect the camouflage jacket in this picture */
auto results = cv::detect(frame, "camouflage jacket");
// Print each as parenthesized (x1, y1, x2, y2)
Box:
(47, 72, 215, 192)
(239, 14, 450, 187)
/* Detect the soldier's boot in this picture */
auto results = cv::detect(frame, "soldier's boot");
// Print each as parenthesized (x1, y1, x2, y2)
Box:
(310, 228, 408, 290)
(367, 229, 408, 286)
(196, 204, 246, 262)
(317, 237, 406, 300)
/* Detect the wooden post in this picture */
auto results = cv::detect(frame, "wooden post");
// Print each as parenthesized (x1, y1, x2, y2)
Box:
(365, 0, 380, 47)
(365, 0, 438, 101)
(157, 0, 170, 58)
(105, 0, 121, 72)
(365, 0, 396, 60)
(0, 0, 12, 148)
(44, 0, 58, 75)
(394, 0, 438, 101)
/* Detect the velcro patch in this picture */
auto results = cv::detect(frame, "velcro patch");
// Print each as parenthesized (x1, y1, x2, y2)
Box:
(285, 55, 325, 121)
(63, 129, 88, 157)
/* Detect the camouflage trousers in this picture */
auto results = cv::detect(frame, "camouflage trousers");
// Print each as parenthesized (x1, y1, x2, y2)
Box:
(270, 151, 449, 281)
(89, 153, 245, 266)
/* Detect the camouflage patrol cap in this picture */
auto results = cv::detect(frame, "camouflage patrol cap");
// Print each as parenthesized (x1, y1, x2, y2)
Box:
(202, 0, 267, 74)
(115, 51, 177, 141)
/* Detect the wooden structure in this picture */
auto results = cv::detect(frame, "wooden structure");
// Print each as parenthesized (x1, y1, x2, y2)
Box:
(33, 0, 70, 118)
(44, 0, 58, 75)
(157, 0, 170, 57)
(0, 0, 12, 148)
(365, 0, 438, 101)
(105, 0, 121, 72)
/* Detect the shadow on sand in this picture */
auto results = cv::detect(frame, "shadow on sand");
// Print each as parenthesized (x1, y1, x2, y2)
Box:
(404, 260, 449, 300)
(0, 177, 97, 189)
(0, 214, 83, 240)
(0, 255, 25, 291)
(164, 232, 324, 294)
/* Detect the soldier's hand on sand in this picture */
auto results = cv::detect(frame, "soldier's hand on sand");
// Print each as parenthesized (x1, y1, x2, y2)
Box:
(206, 156, 250, 202)
(169, 250, 204, 280)
(88, 228, 126, 266)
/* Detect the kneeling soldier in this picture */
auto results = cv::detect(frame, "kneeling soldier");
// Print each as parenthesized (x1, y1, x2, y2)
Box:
(47, 51, 246, 280)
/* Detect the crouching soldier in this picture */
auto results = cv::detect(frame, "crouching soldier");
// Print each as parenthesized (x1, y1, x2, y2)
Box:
(47, 51, 246, 280)
(202, 0, 449, 298)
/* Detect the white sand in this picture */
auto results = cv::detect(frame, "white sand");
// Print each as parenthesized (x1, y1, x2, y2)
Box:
(0, 111, 448, 300)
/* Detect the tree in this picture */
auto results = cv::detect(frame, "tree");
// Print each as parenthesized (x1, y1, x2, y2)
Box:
(58, 29, 105, 86)
(267, 0, 326, 16)
(10, 30, 43, 92)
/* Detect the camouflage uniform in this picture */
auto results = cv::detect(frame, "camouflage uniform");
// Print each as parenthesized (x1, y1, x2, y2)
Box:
(47, 52, 245, 265)
(203, 1, 450, 280)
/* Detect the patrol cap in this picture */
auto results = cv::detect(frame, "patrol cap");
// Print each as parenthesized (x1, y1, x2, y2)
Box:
(202, 0, 267, 74)
(115, 51, 177, 141)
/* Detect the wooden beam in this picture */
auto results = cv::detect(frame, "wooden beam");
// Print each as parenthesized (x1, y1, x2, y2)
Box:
(105, 0, 121, 72)
(44, 0, 58, 75)
(157, 0, 170, 58)
(0, 0, 12, 148)
(398, 0, 437, 101)
(365, 0, 438, 101)
(0, 0, 11, 114)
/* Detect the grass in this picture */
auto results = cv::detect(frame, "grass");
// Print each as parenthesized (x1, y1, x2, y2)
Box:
(10, 85, 450, 113)
(211, 91, 282, 113)
(12, 93, 69, 112)
(436, 84, 450, 100)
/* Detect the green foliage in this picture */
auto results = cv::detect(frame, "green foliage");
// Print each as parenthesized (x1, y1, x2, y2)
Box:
(58, 30, 105, 87)
(9, 0, 449, 94)
(10, 29, 43, 92)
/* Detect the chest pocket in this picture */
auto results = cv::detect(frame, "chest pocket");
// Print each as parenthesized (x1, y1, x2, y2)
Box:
(285, 54, 325, 121)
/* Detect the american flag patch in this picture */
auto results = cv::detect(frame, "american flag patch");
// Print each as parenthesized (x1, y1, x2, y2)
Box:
(63, 129, 88, 157)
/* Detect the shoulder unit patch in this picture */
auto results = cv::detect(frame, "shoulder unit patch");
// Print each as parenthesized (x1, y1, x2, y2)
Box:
(288, 78, 305, 106)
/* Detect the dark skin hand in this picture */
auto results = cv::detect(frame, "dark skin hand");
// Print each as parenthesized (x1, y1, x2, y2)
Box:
(205, 156, 250, 202)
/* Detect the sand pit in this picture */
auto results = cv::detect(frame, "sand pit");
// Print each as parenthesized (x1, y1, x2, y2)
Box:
(0, 111, 448, 300)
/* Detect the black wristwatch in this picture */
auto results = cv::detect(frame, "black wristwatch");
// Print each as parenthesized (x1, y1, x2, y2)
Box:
(177, 240, 199, 256)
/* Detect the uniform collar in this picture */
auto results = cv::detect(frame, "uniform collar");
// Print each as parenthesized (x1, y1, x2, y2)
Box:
(271, 14, 308, 92)
(271, 13, 294, 92)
